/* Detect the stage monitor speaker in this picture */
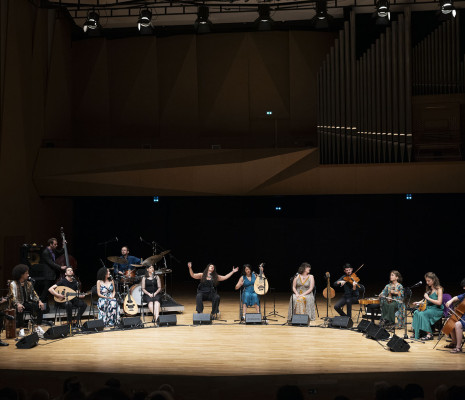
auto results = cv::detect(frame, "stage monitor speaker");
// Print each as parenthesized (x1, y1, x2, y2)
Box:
(356, 319, 374, 333)
(82, 319, 105, 332)
(387, 335, 410, 352)
(193, 313, 212, 325)
(291, 314, 310, 326)
(44, 325, 70, 340)
(330, 316, 353, 329)
(16, 332, 39, 349)
(122, 317, 143, 329)
(245, 313, 262, 325)
(366, 324, 390, 340)
(158, 314, 177, 327)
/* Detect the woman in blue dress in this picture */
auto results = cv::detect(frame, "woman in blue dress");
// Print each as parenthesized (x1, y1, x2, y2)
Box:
(96, 267, 120, 327)
(235, 264, 263, 318)
(411, 272, 443, 340)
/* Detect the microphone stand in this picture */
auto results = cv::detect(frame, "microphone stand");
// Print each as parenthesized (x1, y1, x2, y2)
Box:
(267, 287, 285, 319)
(404, 282, 419, 339)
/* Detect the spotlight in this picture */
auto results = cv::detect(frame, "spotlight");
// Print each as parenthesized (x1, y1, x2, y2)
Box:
(83, 11, 101, 34)
(438, 0, 456, 20)
(138, 9, 153, 34)
(194, 5, 212, 34)
(374, 0, 390, 25)
(311, 0, 332, 29)
(255, 4, 274, 31)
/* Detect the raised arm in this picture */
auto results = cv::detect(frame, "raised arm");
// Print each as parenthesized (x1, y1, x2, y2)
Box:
(187, 262, 203, 280)
(235, 275, 244, 290)
(218, 266, 239, 282)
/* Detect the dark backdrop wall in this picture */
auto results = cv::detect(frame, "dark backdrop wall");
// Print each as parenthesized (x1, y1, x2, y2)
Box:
(72, 194, 465, 295)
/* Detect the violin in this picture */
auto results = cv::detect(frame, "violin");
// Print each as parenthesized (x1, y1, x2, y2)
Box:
(342, 264, 364, 288)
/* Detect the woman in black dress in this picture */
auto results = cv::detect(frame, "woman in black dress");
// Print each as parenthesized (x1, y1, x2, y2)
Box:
(141, 265, 162, 324)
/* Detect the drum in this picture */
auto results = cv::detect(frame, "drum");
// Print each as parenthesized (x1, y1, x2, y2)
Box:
(359, 297, 380, 305)
(122, 269, 136, 284)
(130, 284, 144, 305)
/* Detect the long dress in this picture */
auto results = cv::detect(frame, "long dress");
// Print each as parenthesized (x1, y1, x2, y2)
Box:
(380, 283, 406, 328)
(97, 282, 120, 326)
(412, 292, 444, 339)
(288, 275, 316, 321)
(242, 274, 260, 307)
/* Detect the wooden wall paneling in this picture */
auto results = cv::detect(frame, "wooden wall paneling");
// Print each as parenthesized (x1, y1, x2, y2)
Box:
(350, 12, 357, 163)
(391, 21, 399, 162)
(375, 37, 382, 162)
(380, 34, 387, 162)
(339, 29, 346, 163)
(330, 46, 336, 163)
(334, 39, 341, 163)
(344, 21, 351, 162)
(404, 7, 412, 161)
(370, 45, 376, 163)
(398, 15, 406, 161)
(386, 27, 393, 162)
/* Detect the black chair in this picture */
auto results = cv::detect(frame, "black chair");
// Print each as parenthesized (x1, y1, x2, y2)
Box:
(54, 301, 79, 325)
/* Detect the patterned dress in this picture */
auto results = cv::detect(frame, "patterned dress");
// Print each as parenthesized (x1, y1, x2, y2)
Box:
(380, 283, 406, 328)
(288, 275, 316, 321)
(242, 274, 260, 307)
(97, 282, 120, 327)
(412, 291, 444, 339)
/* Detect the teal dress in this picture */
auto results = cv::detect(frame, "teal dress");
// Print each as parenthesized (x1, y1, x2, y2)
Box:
(412, 291, 443, 339)
(242, 274, 260, 307)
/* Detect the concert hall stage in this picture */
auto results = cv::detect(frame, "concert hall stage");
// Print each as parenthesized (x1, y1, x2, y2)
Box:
(1, 293, 464, 400)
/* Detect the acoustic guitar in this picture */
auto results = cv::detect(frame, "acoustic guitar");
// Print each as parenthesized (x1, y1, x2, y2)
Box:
(123, 292, 139, 315)
(253, 263, 268, 295)
(53, 286, 91, 303)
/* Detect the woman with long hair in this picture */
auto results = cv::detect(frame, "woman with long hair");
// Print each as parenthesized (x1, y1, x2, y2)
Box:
(141, 265, 162, 324)
(96, 267, 120, 327)
(188, 262, 238, 319)
(288, 262, 316, 321)
(235, 264, 263, 317)
(411, 272, 444, 340)
(379, 270, 405, 328)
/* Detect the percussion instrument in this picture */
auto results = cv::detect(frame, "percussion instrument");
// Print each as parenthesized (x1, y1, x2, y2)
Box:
(107, 256, 128, 265)
(142, 250, 171, 266)
(359, 297, 380, 305)
(129, 284, 143, 305)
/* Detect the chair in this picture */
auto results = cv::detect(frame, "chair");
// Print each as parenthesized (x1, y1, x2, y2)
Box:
(239, 287, 261, 320)
(54, 301, 79, 325)
(432, 293, 452, 334)
(355, 284, 369, 322)
(89, 285, 99, 319)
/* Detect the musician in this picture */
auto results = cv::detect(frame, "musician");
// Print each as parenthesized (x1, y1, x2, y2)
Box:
(0, 296, 10, 346)
(188, 262, 239, 319)
(287, 262, 316, 321)
(48, 266, 87, 326)
(37, 237, 68, 304)
(378, 270, 405, 328)
(96, 267, 120, 327)
(444, 278, 465, 353)
(9, 264, 45, 336)
(411, 272, 444, 340)
(141, 265, 162, 324)
(235, 264, 263, 318)
(333, 263, 359, 319)
(113, 246, 142, 277)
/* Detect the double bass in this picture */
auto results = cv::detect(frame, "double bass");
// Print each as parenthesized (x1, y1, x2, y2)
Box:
(56, 227, 78, 275)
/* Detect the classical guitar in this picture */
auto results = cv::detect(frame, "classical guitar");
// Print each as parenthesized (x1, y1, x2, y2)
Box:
(253, 263, 268, 295)
(54, 286, 91, 303)
(123, 292, 139, 315)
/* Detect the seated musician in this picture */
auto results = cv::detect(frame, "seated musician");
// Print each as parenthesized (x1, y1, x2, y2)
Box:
(0, 296, 10, 346)
(334, 263, 359, 319)
(188, 262, 238, 319)
(113, 246, 142, 278)
(378, 270, 405, 328)
(9, 264, 45, 337)
(444, 278, 465, 353)
(287, 262, 316, 322)
(48, 266, 87, 326)
(96, 267, 120, 327)
(141, 265, 162, 324)
(235, 264, 263, 318)
(411, 272, 443, 340)
(37, 237, 68, 306)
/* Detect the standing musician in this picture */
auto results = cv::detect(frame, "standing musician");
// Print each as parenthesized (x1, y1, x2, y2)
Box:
(48, 266, 87, 326)
(37, 237, 68, 305)
(188, 262, 238, 319)
(9, 264, 45, 337)
(141, 265, 162, 324)
(444, 278, 465, 353)
(378, 270, 405, 328)
(411, 272, 443, 340)
(333, 263, 360, 319)
(235, 264, 263, 318)
(113, 246, 142, 277)
(287, 262, 316, 322)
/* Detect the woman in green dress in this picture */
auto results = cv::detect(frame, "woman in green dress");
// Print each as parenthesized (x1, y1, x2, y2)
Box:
(411, 272, 444, 340)
(379, 270, 405, 328)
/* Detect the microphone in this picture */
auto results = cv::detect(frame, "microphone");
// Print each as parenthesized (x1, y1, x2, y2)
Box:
(27, 277, 35, 283)
(410, 281, 422, 289)
(115, 237, 118, 242)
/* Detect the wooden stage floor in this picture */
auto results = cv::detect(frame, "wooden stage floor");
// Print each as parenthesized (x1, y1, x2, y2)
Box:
(1, 293, 464, 399)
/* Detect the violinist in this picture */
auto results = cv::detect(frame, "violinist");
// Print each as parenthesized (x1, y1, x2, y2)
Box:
(411, 272, 443, 340)
(444, 278, 465, 353)
(37, 238, 68, 305)
(334, 263, 360, 319)
(48, 267, 87, 326)
(378, 270, 405, 328)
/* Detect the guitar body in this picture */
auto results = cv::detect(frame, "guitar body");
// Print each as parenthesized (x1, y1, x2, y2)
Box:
(417, 301, 426, 312)
(123, 293, 139, 315)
